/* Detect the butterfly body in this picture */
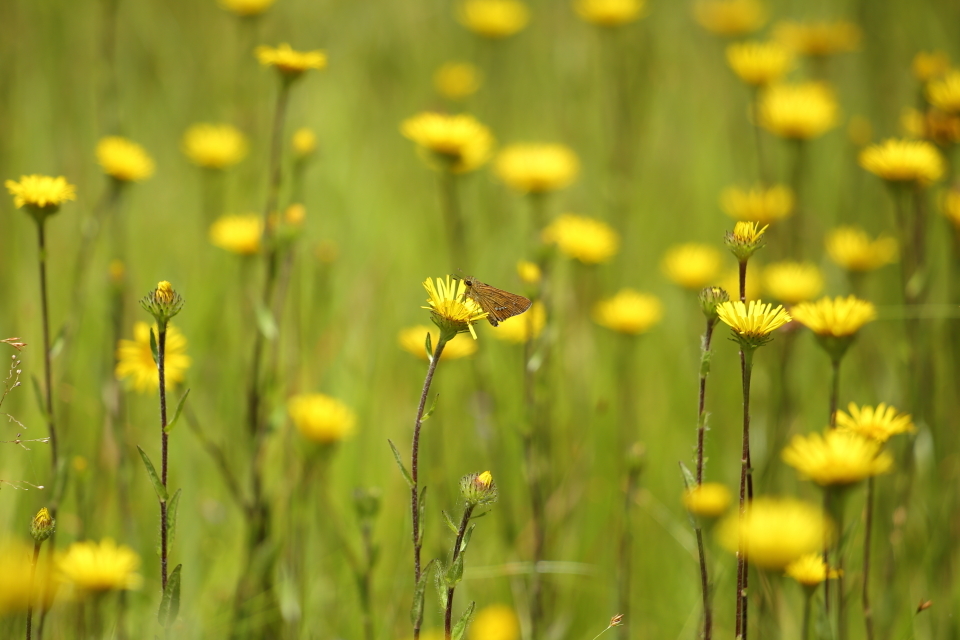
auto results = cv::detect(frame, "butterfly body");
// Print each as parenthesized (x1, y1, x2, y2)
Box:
(460, 276, 532, 327)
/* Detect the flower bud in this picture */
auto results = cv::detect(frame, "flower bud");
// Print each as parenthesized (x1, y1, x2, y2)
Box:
(698, 286, 730, 321)
(459, 471, 499, 507)
(724, 221, 768, 262)
(31, 507, 56, 543)
(140, 281, 184, 328)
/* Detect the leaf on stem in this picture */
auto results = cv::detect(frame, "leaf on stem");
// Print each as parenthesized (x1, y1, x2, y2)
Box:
(157, 564, 182, 628)
(452, 600, 476, 640)
(411, 558, 437, 627)
(421, 393, 440, 423)
(164, 389, 191, 434)
(137, 446, 168, 502)
(167, 488, 182, 549)
(442, 510, 459, 534)
(149, 328, 159, 366)
(387, 439, 414, 487)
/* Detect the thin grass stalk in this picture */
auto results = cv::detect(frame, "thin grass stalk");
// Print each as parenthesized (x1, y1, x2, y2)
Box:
(862, 476, 876, 640)
(618, 463, 640, 640)
(157, 325, 170, 589)
(735, 346, 755, 640)
(443, 504, 476, 640)
(615, 334, 638, 640)
(695, 316, 717, 640)
(411, 337, 448, 640)
(25, 540, 42, 640)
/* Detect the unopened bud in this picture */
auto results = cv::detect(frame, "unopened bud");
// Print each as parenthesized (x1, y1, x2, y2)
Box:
(698, 286, 730, 321)
(140, 281, 184, 328)
(459, 471, 498, 507)
(31, 507, 55, 542)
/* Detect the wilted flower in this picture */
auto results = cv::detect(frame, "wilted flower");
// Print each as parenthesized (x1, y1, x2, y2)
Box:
(495, 144, 580, 193)
(182, 124, 248, 169)
(398, 325, 478, 360)
(458, 0, 530, 38)
(762, 261, 824, 304)
(255, 43, 327, 78)
(573, 0, 647, 26)
(287, 393, 357, 444)
(782, 429, 893, 486)
(772, 20, 861, 57)
(836, 403, 914, 443)
(116, 322, 191, 393)
(592, 289, 663, 335)
(59, 539, 143, 593)
(542, 214, 618, 264)
(720, 184, 794, 224)
(491, 301, 546, 343)
(726, 41, 793, 86)
(692, 0, 766, 36)
(661, 243, 723, 290)
(434, 62, 483, 100)
(96, 136, 155, 182)
(859, 138, 944, 185)
(682, 482, 732, 518)
(401, 112, 494, 173)
(757, 82, 839, 140)
(825, 226, 898, 272)
(209, 214, 263, 255)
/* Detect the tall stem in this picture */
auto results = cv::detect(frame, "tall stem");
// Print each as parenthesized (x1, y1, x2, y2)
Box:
(695, 318, 716, 640)
(829, 357, 841, 428)
(158, 327, 170, 589)
(738, 261, 747, 303)
(35, 220, 58, 475)
(735, 347, 755, 640)
(862, 476, 876, 640)
(444, 505, 476, 640)
(801, 589, 812, 640)
(25, 541, 42, 640)
(411, 338, 448, 639)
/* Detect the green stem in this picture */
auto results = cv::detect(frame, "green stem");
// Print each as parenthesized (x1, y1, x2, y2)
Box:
(695, 318, 717, 640)
(829, 357, 841, 428)
(863, 476, 876, 640)
(25, 540, 42, 640)
(34, 219, 58, 476)
(444, 504, 476, 640)
(439, 170, 467, 265)
(158, 326, 170, 590)
(735, 346, 756, 640)
(801, 589, 813, 640)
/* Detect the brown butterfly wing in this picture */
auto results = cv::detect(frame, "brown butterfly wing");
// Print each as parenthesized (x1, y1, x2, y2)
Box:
(470, 281, 532, 327)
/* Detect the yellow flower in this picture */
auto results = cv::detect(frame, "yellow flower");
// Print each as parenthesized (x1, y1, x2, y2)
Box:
(31, 507, 56, 542)
(494, 143, 580, 193)
(720, 184, 794, 225)
(255, 43, 327, 77)
(716, 299, 791, 341)
(716, 497, 834, 570)
(859, 138, 944, 185)
(661, 243, 723, 290)
(926, 70, 960, 113)
(491, 301, 545, 343)
(912, 51, 950, 82)
(825, 226, 898, 272)
(542, 213, 618, 264)
(692, 0, 766, 36)
(435, 62, 483, 100)
(6, 174, 76, 210)
(782, 430, 893, 486)
(943, 188, 960, 228)
(209, 214, 263, 255)
(95, 136, 155, 182)
(785, 553, 841, 587)
(726, 41, 793, 86)
(573, 0, 647, 26)
(401, 112, 494, 173)
(790, 295, 876, 337)
(469, 604, 521, 640)
(725, 220, 769, 262)
(836, 402, 914, 443)
(398, 325, 478, 360)
(292, 128, 317, 157)
(423, 276, 488, 340)
(458, 0, 530, 38)
(761, 261, 824, 305)
(182, 124, 248, 169)
(592, 289, 662, 335)
(115, 322, 191, 393)
(288, 393, 357, 444)
(517, 260, 542, 284)
(682, 483, 732, 518)
(59, 539, 143, 593)
(218, 0, 276, 16)
(900, 107, 960, 146)
(757, 82, 839, 140)
(772, 20, 861, 57)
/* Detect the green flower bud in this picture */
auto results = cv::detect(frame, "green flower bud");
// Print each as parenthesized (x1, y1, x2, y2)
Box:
(31, 507, 55, 543)
(459, 471, 498, 507)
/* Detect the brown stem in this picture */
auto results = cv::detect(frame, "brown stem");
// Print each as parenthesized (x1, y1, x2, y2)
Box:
(25, 540, 42, 640)
(738, 261, 747, 303)
(444, 505, 476, 640)
(735, 348, 755, 640)
(158, 327, 170, 590)
(411, 338, 447, 639)
(35, 220, 58, 474)
(695, 318, 716, 640)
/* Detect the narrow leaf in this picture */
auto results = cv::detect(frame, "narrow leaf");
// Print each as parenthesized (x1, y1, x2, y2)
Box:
(452, 601, 476, 640)
(164, 389, 191, 434)
(149, 328, 159, 366)
(441, 510, 458, 534)
(421, 393, 440, 423)
(434, 563, 448, 610)
(167, 489, 182, 549)
(137, 446, 168, 502)
(157, 564, 182, 628)
(445, 552, 464, 587)
(459, 524, 476, 555)
(417, 487, 428, 546)
(387, 440, 413, 487)
(411, 558, 437, 627)
(424, 331, 434, 361)
(679, 462, 696, 490)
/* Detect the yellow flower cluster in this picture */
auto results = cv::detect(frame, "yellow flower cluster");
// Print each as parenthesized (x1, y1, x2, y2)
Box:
(495, 143, 580, 193)
(661, 243, 723, 290)
(859, 138, 944, 184)
(115, 322, 191, 393)
(757, 82, 839, 140)
(592, 289, 662, 335)
(398, 325, 478, 360)
(209, 214, 264, 255)
(182, 124, 248, 169)
(790, 295, 876, 337)
(772, 20, 861, 57)
(434, 62, 483, 100)
(717, 497, 833, 570)
(542, 213, 619, 264)
(401, 112, 494, 173)
(255, 43, 327, 77)
(574, 0, 646, 27)
(836, 402, 914, 443)
(96, 136, 155, 182)
(287, 393, 357, 444)
(6, 174, 76, 210)
(726, 41, 793, 86)
(825, 226, 898, 272)
(692, 0, 766, 36)
(782, 429, 893, 486)
(720, 184, 794, 224)
(58, 539, 143, 593)
(458, 0, 530, 38)
(491, 301, 546, 343)
(762, 261, 823, 305)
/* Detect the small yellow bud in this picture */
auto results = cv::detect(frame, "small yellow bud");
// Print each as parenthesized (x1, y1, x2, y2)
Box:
(460, 471, 499, 506)
(140, 281, 184, 327)
(31, 507, 56, 542)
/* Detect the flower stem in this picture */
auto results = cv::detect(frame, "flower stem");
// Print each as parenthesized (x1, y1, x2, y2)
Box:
(444, 504, 476, 640)
(862, 476, 876, 640)
(801, 589, 813, 640)
(439, 170, 467, 265)
(788, 139, 807, 257)
(735, 346, 755, 640)
(25, 540, 43, 640)
(738, 260, 747, 303)
(411, 337, 447, 640)
(34, 219, 58, 477)
(829, 357, 841, 428)
(695, 317, 716, 640)
(158, 326, 170, 590)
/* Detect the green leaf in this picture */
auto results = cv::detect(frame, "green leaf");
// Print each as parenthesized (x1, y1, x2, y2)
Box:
(167, 489, 182, 549)
(164, 389, 191, 434)
(699, 348, 712, 377)
(452, 601, 476, 640)
(424, 331, 434, 360)
(679, 462, 695, 490)
(434, 562, 448, 610)
(387, 440, 413, 487)
(255, 302, 278, 341)
(459, 524, 476, 555)
(149, 328, 159, 366)
(157, 564, 182, 629)
(411, 559, 437, 628)
(30, 376, 49, 422)
(137, 446, 168, 502)
(421, 393, 440, 423)
(445, 552, 464, 588)
(441, 510, 458, 534)
(417, 488, 427, 546)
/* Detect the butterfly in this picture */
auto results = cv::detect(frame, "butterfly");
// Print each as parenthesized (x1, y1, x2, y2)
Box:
(459, 276, 532, 327)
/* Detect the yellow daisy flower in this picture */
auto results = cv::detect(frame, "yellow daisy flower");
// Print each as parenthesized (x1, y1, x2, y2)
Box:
(96, 136, 155, 182)
(692, 0, 766, 36)
(682, 482, 732, 518)
(458, 0, 530, 38)
(182, 124, 248, 169)
(592, 289, 663, 335)
(661, 243, 724, 290)
(287, 393, 357, 444)
(115, 322, 191, 393)
(782, 429, 893, 486)
(926, 70, 960, 113)
(401, 112, 494, 173)
(516, 260, 542, 284)
(716, 299, 791, 341)
(785, 553, 841, 587)
(398, 325, 478, 360)
(209, 214, 263, 255)
(859, 138, 944, 185)
(720, 184, 794, 224)
(825, 226, 898, 272)
(573, 0, 647, 27)
(6, 174, 76, 211)
(726, 41, 793, 86)
(757, 82, 839, 140)
(58, 539, 143, 593)
(790, 295, 876, 337)
(495, 143, 580, 194)
(836, 402, 914, 443)
(542, 213, 618, 264)
(761, 261, 824, 305)
(469, 604, 521, 640)
(255, 43, 327, 77)
(422, 276, 488, 340)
